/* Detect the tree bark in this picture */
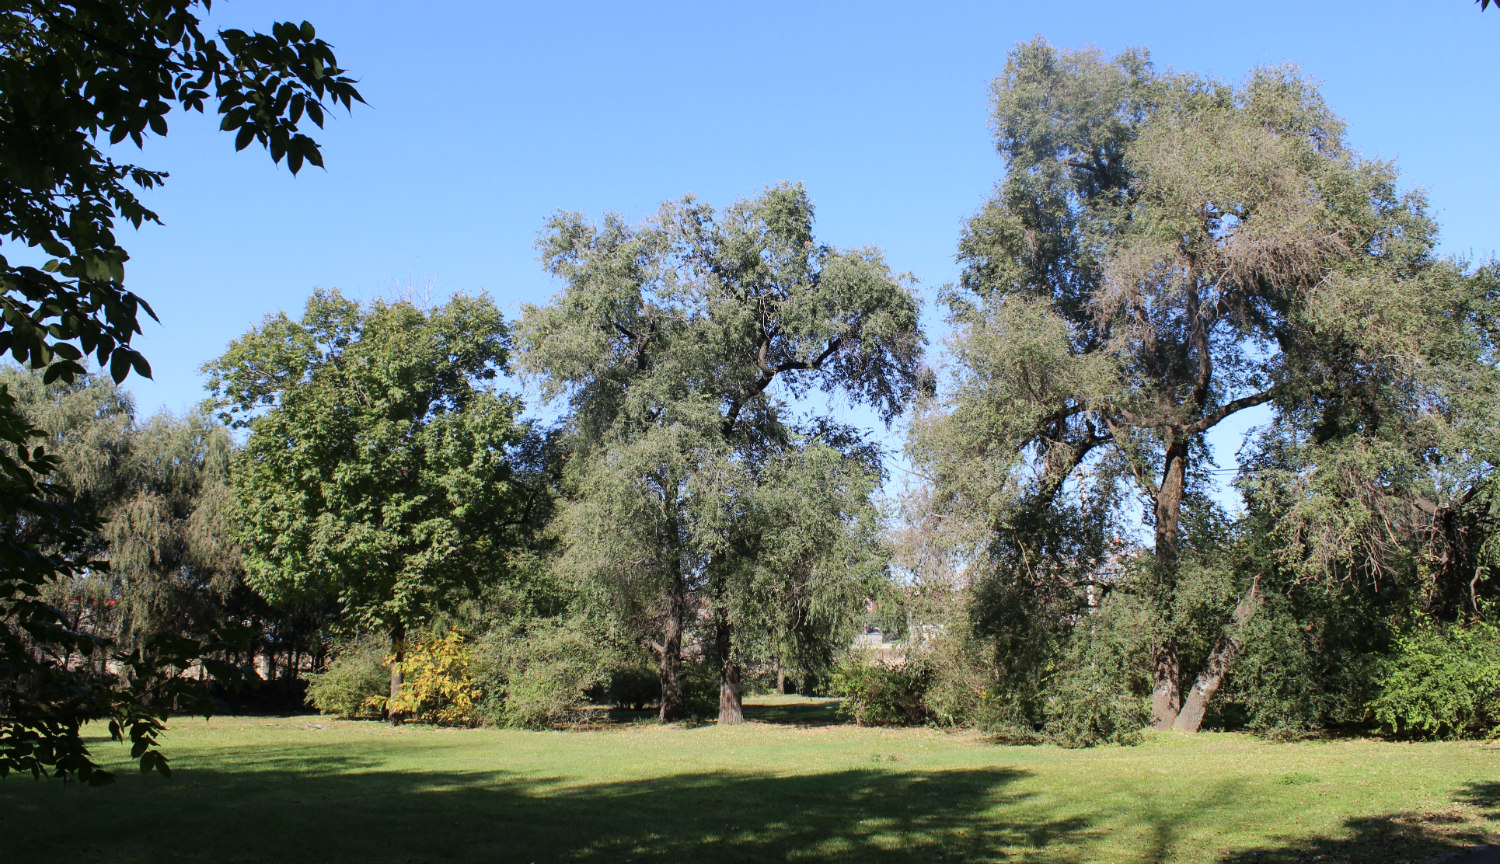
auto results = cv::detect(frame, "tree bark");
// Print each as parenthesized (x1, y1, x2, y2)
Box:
(1150, 641, 1181, 729)
(388, 622, 406, 726)
(715, 607, 744, 725)
(657, 580, 687, 723)
(1149, 434, 1189, 730)
(1173, 575, 1262, 733)
(775, 663, 786, 695)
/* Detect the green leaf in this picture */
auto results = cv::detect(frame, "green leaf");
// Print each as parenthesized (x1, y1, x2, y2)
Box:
(235, 125, 255, 151)
(109, 349, 131, 383)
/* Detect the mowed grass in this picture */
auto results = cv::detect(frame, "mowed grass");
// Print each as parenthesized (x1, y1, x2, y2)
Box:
(2, 696, 1499, 863)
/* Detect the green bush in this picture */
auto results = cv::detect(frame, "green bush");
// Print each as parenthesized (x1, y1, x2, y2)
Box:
(1041, 599, 1150, 748)
(1043, 662, 1147, 748)
(592, 658, 718, 717)
(830, 654, 931, 726)
(474, 619, 614, 729)
(682, 659, 721, 718)
(917, 627, 1034, 735)
(1226, 580, 1395, 740)
(1371, 622, 1500, 740)
(604, 663, 659, 710)
(305, 634, 388, 719)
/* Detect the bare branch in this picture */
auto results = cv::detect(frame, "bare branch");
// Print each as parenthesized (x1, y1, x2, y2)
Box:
(1187, 389, 1275, 435)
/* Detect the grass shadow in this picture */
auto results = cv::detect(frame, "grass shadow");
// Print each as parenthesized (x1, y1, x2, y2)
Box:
(1214, 782, 1500, 864)
(2, 744, 1091, 864)
(743, 696, 845, 727)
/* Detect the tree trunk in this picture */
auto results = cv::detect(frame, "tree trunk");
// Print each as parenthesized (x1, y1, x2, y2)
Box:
(388, 623, 406, 726)
(1149, 434, 1189, 730)
(1150, 641, 1181, 729)
(1173, 575, 1262, 733)
(716, 607, 744, 725)
(658, 582, 687, 723)
(775, 663, 787, 695)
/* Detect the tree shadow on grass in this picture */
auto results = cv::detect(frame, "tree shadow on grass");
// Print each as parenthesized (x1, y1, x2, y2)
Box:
(1460, 781, 1500, 820)
(743, 697, 845, 727)
(1213, 781, 1500, 864)
(2, 743, 1093, 864)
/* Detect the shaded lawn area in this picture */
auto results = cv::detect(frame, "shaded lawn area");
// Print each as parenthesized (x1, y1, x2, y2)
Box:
(2, 696, 1498, 863)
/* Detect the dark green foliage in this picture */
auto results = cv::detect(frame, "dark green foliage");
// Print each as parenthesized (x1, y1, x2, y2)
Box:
(683, 661, 725, 718)
(0, 2, 363, 390)
(1370, 623, 1500, 740)
(1042, 601, 1151, 748)
(305, 635, 388, 720)
(603, 664, 660, 711)
(831, 657, 932, 727)
(205, 290, 530, 639)
(1, 368, 256, 782)
(473, 619, 615, 729)
(1226, 580, 1396, 739)
(0, 1, 359, 782)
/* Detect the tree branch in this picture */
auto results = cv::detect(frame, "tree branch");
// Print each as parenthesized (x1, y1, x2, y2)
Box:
(1187, 389, 1275, 435)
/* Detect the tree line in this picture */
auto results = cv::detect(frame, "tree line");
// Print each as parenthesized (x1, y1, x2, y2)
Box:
(4, 7, 1499, 784)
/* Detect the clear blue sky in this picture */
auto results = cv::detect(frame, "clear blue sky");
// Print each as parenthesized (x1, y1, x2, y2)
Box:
(111, 0, 1496, 491)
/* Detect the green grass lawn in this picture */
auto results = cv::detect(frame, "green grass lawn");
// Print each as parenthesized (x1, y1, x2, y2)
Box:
(2, 696, 1498, 863)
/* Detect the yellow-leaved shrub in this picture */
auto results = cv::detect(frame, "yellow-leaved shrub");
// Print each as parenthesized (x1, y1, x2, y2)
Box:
(386, 630, 482, 726)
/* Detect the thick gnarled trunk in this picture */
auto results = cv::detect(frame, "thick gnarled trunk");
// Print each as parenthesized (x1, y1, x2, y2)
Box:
(1150, 641, 1181, 730)
(1173, 575, 1262, 733)
(715, 607, 744, 725)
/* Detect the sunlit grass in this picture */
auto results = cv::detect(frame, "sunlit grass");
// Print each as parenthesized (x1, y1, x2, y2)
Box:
(2, 695, 1497, 863)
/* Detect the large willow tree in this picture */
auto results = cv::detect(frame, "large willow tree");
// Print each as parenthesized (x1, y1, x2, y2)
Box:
(518, 183, 922, 722)
(916, 40, 1495, 732)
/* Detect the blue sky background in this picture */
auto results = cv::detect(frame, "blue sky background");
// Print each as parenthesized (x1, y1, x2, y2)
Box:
(102, 0, 1497, 504)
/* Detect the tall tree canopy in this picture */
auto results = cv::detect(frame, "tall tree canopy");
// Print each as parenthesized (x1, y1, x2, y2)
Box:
(914, 40, 1499, 733)
(518, 183, 923, 721)
(0, 1, 361, 782)
(205, 290, 538, 720)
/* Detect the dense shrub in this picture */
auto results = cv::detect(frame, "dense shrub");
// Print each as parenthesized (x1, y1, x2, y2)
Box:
(1041, 602, 1150, 748)
(602, 663, 659, 710)
(916, 623, 1038, 736)
(830, 654, 931, 726)
(920, 636, 997, 728)
(1370, 622, 1500, 740)
(473, 619, 614, 728)
(388, 630, 483, 726)
(1226, 580, 1397, 740)
(305, 635, 388, 719)
(682, 659, 721, 718)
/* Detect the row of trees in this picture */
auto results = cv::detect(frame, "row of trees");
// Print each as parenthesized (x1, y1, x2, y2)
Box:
(215, 183, 924, 725)
(6, 14, 1499, 782)
(9, 182, 921, 734)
